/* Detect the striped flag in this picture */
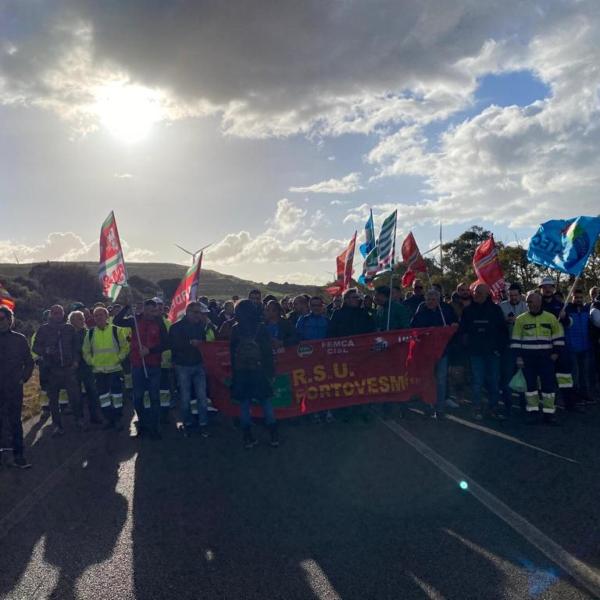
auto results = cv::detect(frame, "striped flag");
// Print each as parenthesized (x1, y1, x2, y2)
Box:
(0, 281, 15, 311)
(377, 210, 397, 272)
(98, 211, 127, 301)
(359, 246, 379, 285)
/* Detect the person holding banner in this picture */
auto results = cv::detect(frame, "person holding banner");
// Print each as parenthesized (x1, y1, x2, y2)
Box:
(374, 286, 410, 331)
(230, 299, 278, 449)
(327, 288, 375, 338)
(411, 289, 458, 419)
(114, 300, 168, 439)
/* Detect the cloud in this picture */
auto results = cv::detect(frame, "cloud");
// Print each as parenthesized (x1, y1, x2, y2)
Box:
(0, 232, 155, 263)
(1, 1, 572, 138)
(114, 172, 133, 179)
(362, 5, 600, 229)
(290, 172, 363, 194)
(205, 198, 346, 265)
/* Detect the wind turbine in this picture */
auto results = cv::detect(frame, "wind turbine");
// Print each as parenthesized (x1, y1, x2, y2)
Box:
(174, 243, 211, 265)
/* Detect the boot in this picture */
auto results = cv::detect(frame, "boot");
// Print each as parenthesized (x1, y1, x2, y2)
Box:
(268, 423, 280, 448)
(243, 427, 258, 449)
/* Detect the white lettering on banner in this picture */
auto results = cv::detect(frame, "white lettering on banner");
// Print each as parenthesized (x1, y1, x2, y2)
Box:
(321, 339, 355, 355)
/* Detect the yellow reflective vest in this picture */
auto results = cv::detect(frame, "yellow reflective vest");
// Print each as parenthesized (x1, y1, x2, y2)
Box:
(83, 325, 130, 373)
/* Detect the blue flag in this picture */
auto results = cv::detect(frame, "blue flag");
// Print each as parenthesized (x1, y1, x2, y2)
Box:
(527, 216, 600, 276)
(359, 209, 375, 258)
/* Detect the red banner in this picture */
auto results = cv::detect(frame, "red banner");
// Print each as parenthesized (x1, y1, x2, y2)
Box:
(202, 327, 455, 419)
(326, 231, 357, 296)
(98, 211, 127, 301)
(168, 254, 202, 323)
(400, 232, 427, 287)
(473, 235, 505, 299)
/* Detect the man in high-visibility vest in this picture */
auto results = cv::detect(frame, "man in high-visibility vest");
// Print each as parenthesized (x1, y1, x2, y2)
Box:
(511, 291, 564, 424)
(82, 307, 130, 430)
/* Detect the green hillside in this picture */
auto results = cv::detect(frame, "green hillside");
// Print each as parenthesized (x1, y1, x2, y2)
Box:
(0, 261, 324, 300)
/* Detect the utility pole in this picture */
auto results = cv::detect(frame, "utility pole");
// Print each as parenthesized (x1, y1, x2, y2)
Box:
(439, 222, 443, 273)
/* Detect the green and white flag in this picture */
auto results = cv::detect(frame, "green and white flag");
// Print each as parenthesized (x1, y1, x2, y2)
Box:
(377, 209, 397, 271)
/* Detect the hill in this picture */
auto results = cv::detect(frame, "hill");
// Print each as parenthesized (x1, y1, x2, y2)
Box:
(0, 261, 324, 300)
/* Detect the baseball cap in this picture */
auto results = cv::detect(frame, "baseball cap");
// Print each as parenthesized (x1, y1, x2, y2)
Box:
(197, 302, 211, 313)
(539, 276, 555, 287)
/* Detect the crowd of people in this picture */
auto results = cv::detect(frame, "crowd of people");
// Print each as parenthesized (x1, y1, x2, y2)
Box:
(1, 276, 599, 469)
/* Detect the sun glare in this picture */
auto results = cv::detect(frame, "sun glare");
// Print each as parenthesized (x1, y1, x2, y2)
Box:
(93, 82, 164, 143)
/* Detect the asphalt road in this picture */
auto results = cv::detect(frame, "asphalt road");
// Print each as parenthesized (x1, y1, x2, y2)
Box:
(1, 403, 599, 600)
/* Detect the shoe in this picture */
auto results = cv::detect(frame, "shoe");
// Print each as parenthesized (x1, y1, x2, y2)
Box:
(325, 411, 335, 423)
(12, 456, 32, 470)
(243, 429, 258, 449)
(489, 409, 506, 421)
(543, 413, 559, 426)
(524, 411, 538, 425)
(199, 426, 210, 439)
(76, 419, 89, 432)
(52, 426, 65, 437)
(312, 413, 321, 424)
(445, 398, 460, 409)
(473, 409, 483, 422)
(434, 411, 446, 420)
(269, 424, 280, 448)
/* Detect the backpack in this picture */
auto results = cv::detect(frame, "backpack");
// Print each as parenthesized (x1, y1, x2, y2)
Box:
(88, 325, 121, 355)
(234, 327, 263, 371)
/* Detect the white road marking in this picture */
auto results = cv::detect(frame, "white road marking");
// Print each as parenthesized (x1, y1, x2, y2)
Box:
(446, 414, 578, 463)
(407, 572, 447, 599)
(380, 418, 600, 598)
(300, 559, 342, 600)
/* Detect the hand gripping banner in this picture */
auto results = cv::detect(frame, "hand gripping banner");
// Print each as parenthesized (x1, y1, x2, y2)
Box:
(201, 327, 455, 419)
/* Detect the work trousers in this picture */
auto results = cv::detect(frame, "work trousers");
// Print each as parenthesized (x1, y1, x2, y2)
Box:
(522, 353, 556, 414)
(78, 363, 100, 420)
(132, 366, 161, 433)
(47, 366, 82, 427)
(0, 390, 24, 457)
(96, 371, 124, 423)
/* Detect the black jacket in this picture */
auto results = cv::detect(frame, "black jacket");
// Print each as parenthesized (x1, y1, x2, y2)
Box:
(458, 298, 508, 355)
(411, 303, 457, 328)
(230, 323, 274, 378)
(0, 330, 34, 398)
(32, 321, 80, 368)
(168, 318, 209, 366)
(327, 306, 375, 338)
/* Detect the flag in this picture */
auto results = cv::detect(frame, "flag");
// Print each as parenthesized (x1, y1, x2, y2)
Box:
(0, 281, 15, 311)
(400, 232, 427, 287)
(473, 236, 505, 299)
(98, 211, 127, 301)
(359, 209, 375, 258)
(358, 246, 379, 286)
(527, 216, 600, 276)
(377, 210, 397, 272)
(168, 253, 203, 323)
(326, 233, 357, 296)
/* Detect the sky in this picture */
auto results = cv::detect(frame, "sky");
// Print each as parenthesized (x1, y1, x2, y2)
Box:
(1, 1, 600, 286)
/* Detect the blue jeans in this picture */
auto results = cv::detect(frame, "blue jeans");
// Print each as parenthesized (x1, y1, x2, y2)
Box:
(434, 355, 448, 413)
(470, 354, 500, 410)
(240, 398, 275, 429)
(175, 364, 207, 427)
(132, 366, 161, 432)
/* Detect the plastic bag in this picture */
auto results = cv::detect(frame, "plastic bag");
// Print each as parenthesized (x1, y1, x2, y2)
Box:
(509, 368, 527, 393)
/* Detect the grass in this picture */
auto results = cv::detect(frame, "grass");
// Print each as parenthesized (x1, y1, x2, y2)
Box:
(22, 369, 41, 421)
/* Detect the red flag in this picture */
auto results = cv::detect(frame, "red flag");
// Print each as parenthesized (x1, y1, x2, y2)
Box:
(168, 254, 203, 323)
(327, 232, 357, 296)
(98, 211, 127, 301)
(401, 232, 427, 287)
(473, 236, 505, 299)
(0, 281, 15, 311)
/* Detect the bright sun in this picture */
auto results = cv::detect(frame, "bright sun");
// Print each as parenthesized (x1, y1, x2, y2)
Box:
(93, 82, 164, 143)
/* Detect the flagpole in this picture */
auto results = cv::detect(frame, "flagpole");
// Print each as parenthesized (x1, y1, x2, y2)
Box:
(125, 279, 149, 379)
(425, 271, 446, 326)
(386, 216, 398, 331)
